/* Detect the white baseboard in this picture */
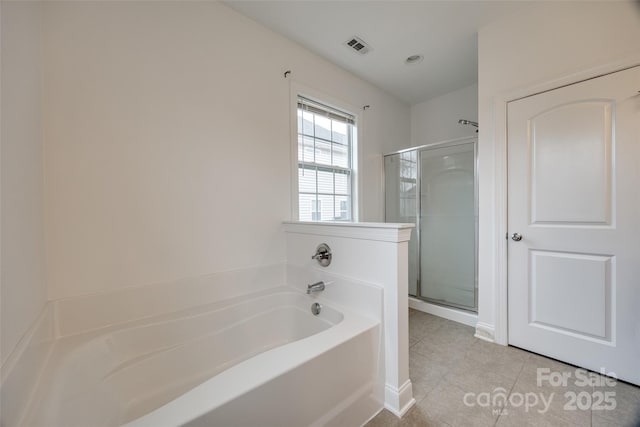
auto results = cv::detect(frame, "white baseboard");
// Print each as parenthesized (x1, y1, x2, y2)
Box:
(383, 380, 415, 418)
(474, 322, 497, 343)
(409, 297, 477, 327)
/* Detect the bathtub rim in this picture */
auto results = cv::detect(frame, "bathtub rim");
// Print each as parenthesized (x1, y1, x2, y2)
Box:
(120, 296, 380, 427)
(22, 286, 381, 427)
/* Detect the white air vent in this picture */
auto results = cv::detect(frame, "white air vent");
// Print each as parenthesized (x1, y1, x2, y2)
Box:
(344, 36, 371, 54)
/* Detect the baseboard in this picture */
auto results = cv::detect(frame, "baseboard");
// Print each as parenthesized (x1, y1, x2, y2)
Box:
(474, 322, 496, 343)
(409, 297, 477, 327)
(383, 380, 415, 418)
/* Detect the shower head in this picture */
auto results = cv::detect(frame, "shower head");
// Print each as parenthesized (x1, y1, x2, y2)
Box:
(458, 119, 479, 128)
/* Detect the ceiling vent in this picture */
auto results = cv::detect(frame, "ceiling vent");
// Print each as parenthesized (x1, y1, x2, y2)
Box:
(344, 36, 371, 55)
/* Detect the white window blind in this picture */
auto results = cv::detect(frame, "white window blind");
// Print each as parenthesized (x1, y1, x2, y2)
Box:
(297, 96, 355, 221)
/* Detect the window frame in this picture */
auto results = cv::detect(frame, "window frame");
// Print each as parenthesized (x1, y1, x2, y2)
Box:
(290, 83, 362, 222)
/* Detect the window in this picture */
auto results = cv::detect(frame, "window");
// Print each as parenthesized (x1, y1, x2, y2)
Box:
(338, 200, 348, 220)
(311, 199, 322, 221)
(297, 96, 355, 221)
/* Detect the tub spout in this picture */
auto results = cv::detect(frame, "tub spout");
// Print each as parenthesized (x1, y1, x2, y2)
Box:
(307, 281, 325, 294)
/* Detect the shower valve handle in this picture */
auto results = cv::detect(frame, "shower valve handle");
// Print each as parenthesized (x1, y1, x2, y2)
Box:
(311, 243, 332, 267)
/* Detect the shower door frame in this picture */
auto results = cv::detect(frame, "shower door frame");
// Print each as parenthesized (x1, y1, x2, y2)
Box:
(384, 136, 479, 313)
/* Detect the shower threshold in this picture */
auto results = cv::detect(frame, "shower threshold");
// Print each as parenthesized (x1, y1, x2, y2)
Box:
(409, 296, 478, 327)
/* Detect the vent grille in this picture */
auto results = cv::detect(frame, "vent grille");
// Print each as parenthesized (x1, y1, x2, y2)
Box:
(344, 36, 370, 54)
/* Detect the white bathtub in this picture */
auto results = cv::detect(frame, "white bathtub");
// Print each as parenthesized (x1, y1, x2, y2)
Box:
(24, 287, 381, 427)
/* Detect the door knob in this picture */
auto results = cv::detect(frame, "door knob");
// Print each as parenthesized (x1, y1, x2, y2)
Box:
(511, 233, 523, 241)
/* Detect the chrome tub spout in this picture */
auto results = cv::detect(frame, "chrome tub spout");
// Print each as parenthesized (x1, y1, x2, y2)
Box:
(307, 281, 325, 294)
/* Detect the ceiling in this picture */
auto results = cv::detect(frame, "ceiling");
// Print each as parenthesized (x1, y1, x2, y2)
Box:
(224, 1, 540, 105)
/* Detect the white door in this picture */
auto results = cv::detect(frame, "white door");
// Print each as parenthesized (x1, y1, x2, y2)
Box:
(507, 66, 640, 385)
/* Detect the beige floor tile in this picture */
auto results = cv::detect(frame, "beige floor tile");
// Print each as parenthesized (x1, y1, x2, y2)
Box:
(509, 376, 592, 426)
(415, 380, 502, 427)
(368, 312, 640, 427)
(365, 406, 452, 427)
(410, 351, 450, 401)
(496, 403, 581, 426)
(457, 343, 525, 382)
(592, 380, 640, 427)
(467, 340, 529, 366)
(410, 321, 474, 364)
(364, 409, 403, 427)
(409, 317, 446, 342)
(411, 341, 468, 369)
(431, 323, 476, 344)
(401, 404, 452, 427)
(410, 334, 421, 347)
(518, 355, 587, 392)
(444, 362, 517, 396)
(502, 345, 532, 363)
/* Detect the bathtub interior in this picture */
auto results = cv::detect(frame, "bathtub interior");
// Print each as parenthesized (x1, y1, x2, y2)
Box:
(23, 281, 383, 427)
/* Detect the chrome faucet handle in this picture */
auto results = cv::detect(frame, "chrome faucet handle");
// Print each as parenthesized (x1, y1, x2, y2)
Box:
(311, 243, 332, 267)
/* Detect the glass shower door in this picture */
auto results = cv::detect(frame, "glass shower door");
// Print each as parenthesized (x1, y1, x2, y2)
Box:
(384, 151, 419, 295)
(419, 143, 476, 310)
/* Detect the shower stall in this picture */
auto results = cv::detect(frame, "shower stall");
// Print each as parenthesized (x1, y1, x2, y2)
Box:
(384, 137, 477, 312)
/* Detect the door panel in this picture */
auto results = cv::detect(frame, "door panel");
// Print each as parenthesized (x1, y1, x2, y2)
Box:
(507, 66, 640, 385)
(419, 143, 476, 310)
(530, 100, 613, 225)
(529, 250, 612, 340)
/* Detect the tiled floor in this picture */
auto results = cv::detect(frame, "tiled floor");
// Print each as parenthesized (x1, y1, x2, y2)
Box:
(366, 309, 640, 427)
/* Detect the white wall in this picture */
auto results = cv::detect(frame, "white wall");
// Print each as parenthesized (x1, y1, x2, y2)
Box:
(410, 83, 478, 147)
(42, 1, 410, 299)
(477, 2, 640, 339)
(0, 1, 47, 366)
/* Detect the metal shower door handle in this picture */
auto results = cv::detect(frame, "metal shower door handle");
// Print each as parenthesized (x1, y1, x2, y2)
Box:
(511, 233, 523, 242)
